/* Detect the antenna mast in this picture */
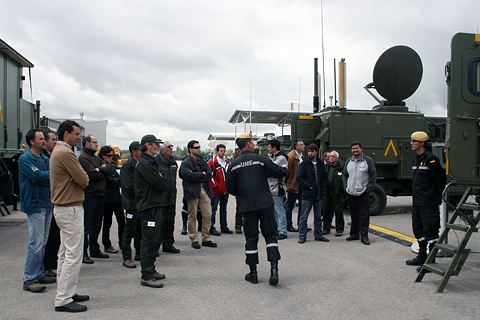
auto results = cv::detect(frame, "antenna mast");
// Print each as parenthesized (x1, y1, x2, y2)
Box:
(321, 0, 326, 109)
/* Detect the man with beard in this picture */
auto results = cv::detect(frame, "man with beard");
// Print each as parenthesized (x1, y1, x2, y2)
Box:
(342, 141, 377, 245)
(296, 143, 328, 243)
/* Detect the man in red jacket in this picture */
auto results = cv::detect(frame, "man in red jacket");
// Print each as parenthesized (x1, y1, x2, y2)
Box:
(208, 144, 233, 235)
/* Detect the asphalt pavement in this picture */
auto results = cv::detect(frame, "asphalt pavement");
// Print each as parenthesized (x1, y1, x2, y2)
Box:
(1, 180, 480, 319)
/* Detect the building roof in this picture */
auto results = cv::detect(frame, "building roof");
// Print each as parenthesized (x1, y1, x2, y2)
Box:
(0, 39, 34, 68)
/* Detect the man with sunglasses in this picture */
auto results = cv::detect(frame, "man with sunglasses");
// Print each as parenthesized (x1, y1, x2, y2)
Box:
(179, 140, 217, 249)
(406, 131, 446, 271)
(155, 141, 180, 254)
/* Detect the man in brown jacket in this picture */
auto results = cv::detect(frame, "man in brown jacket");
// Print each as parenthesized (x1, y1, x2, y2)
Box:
(50, 120, 89, 313)
(284, 139, 305, 232)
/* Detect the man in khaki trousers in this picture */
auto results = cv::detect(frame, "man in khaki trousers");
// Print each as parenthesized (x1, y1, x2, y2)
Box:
(50, 120, 89, 313)
(179, 140, 217, 250)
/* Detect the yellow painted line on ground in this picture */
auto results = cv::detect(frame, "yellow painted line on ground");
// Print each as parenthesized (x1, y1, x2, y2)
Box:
(369, 224, 416, 243)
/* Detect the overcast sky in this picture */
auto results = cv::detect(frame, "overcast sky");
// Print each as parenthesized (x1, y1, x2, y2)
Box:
(1, 0, 478, 150)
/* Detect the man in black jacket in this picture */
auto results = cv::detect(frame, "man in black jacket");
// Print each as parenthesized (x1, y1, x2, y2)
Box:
(79, 135, 112, 263)
(322, 150, 345, 237)
(406, 131, 446, 270)
(120, 141, 142, 268)
(155, 141, 180, 253)
(226, 133, 288, 285)
(135, 134, 168, 288)
(179, 140, 217, 249)
(296, 143, 328, 243)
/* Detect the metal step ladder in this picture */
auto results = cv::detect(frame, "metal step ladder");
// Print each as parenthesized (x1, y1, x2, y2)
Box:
(415, 181, 480, 292)
(0, 195, 11, 216)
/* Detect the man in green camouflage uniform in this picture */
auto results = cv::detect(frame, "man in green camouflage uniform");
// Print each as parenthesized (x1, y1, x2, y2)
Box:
(120, 141, 142, 268)
(134, 135, 168, 288)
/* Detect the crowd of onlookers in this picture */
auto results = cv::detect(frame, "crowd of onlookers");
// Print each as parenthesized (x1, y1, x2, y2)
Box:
(17, 118, 381, 312)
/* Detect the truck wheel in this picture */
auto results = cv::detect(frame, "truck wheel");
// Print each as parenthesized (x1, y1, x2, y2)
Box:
(369, 184, 387, 216)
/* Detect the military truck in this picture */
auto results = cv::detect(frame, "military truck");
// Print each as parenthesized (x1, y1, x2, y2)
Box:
(0, 39, 40, 205)
(290, 44, 451, 215)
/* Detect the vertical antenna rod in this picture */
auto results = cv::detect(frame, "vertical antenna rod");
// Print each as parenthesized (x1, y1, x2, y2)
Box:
(321, 0, 326, 109)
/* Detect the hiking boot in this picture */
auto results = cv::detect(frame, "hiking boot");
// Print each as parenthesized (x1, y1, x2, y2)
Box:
(123, 259, 137, 268)
(140, 278, 164, 288)
(23, 282, 46, 292)
(153, 271, 166, 280)
(38, 275, 56, 284)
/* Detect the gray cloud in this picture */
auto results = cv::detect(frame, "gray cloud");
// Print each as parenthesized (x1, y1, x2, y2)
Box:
(1, 0, 477, 150)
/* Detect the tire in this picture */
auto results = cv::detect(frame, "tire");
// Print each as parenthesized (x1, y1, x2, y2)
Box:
(369, 184, 387, 216)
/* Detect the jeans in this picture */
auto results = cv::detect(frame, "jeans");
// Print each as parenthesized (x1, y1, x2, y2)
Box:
(272, 195, 287, 235)
(24, 207, 53, 284)
(211, 193, 229, 229)
(298, 199, 323, 240)
(83, 196, 105, 256)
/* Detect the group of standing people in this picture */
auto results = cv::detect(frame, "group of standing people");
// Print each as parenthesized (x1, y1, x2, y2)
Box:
(264, 138, 377, 246)
(18, 123, 446, 312)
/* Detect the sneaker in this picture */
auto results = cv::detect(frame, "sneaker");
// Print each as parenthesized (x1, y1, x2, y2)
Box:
(123, 259, 137, 268)
(153, 271, 166, 280)
(38, 275, 56, 284)
(202, 240, 217, 247)
(192, 242, 201, 249)
(23, 282, 46, 292)
(105, 246, 118, 253)
(140, 278, 164, 288)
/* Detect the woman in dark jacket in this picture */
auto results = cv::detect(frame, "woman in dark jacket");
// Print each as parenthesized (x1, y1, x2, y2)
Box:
(99, 146, 125, 253)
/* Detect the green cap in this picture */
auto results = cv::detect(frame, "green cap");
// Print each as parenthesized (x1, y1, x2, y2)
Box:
(129, 141, 142, 152)
(141, 134, 163, 145)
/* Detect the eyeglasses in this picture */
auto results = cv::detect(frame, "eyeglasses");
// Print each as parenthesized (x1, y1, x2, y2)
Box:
(91, 141, 98, 144)
(166, 145, 174, 148)
(105, 154, 114, 158)
(411, 139, 419, 143)
(191, 146, 201, 149)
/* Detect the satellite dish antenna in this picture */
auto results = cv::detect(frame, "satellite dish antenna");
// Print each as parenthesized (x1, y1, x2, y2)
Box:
(370, 45, 423, 111)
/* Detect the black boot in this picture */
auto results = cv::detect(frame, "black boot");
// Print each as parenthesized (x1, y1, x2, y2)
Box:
(181, 211, 188, 235)
(417, 242, 437, 273)
(406, 241, 427, 266)
(269, 260, 279, 285)
(245, 265, 258, 284)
